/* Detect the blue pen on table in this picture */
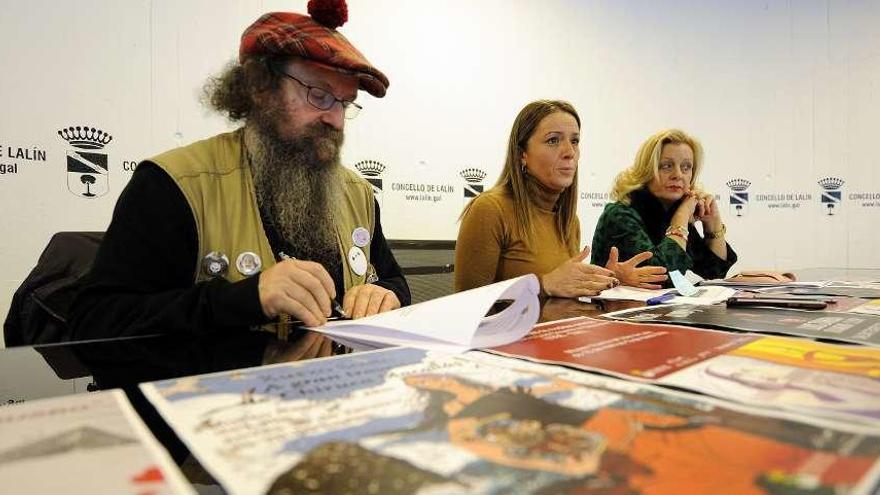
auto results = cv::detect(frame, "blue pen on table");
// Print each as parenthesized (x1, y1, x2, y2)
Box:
(279, 251, 349, 318)
(646, 292, 677, 305)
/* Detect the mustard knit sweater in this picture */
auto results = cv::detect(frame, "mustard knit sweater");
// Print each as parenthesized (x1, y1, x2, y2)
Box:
(455, 188, 579, 292)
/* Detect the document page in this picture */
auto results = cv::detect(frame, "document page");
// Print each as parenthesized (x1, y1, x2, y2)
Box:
(313, 274, 540, 352)
(585, 285, 734, 305)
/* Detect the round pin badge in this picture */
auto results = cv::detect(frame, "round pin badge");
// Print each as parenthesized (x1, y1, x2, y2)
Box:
(365, 266, 379, 284)
(352, 226, 370, 248)
(235, 251, 262, 276)
(347, 246, 368, 277)
(202, 252, 229, 278)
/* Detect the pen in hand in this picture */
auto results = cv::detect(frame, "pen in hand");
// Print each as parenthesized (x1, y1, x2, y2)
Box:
(331, 300, 349, 319)
(279, 251, 349, 319)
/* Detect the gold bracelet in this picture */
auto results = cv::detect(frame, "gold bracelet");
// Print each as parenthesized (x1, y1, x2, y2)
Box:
(664, 225, 688, 241)
(704, 223, 726, 240)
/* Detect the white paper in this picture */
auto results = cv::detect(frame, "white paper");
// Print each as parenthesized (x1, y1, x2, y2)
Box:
(0, 390, 193, 494)
(584, 285, 734, 305)
(668, 286, 736, 305)
(586, 286, 677, 302)
(310, 275, 540, 352)
(670, 270, 699, 296)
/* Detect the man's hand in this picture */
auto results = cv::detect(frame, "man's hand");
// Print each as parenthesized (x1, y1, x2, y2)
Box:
(258, 259, 336, 327)
(541, 247, 619, 298)
(343, 284, 401, 319)
(605, 247, 668, 289)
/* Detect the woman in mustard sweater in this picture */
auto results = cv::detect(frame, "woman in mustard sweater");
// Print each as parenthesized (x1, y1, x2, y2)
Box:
(455, 100, 666, 297)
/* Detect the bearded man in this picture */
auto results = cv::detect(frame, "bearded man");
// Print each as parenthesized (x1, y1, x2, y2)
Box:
(70, 2, 409, 343)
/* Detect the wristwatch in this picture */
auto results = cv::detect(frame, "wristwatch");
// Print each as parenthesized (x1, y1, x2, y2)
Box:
(704, 223, 726, 240)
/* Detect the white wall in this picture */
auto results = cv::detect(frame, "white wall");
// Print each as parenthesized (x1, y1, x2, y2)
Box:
(2, 0, 879, 346)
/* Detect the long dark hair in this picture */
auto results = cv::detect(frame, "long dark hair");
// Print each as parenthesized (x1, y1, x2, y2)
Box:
(463, 100, 581, 253)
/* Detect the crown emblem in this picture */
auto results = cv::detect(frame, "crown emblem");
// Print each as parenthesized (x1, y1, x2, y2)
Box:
(57, 126, 113, 150)
(726, 179, 751, 191)
(459, 168, 487, 184)
(817, 177, 844, 191)
(354, 159, 386, 177)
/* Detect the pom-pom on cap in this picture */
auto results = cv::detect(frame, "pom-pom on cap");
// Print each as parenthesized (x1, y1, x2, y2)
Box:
(308, 0, 348, 29)
(239, 0, 388, 98)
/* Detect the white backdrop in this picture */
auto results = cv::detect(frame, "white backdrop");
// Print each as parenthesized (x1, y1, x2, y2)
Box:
(1, 0, 879, 346)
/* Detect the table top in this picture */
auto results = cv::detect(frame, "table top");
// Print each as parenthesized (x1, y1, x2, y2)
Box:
(2, 269, 877, 489)
(2, 298, 641, 406)
(1, 297, 640, 478)
(7, 268, 877, 410)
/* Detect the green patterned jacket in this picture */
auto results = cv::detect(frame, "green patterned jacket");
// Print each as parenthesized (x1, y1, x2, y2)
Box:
(590, 188, 737, 285)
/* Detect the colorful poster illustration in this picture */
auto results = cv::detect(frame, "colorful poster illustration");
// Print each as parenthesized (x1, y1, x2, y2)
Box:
(492, 317, 880, 424)
(142, 348, 880, 494)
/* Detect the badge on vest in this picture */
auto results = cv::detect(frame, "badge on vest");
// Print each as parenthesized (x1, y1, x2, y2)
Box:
(365, 264, 379, 284)
(348, 246, 368, 277)
(236, 251, 262, 277)
(202, 252, 229, 278)
(352, 226, 370, 248)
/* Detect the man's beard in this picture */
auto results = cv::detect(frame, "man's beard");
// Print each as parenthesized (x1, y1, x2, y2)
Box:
(247, 108, 344, 274)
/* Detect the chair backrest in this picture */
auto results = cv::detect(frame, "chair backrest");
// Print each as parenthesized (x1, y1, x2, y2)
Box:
(388, 240, 455, 304)
(3, 232, 104, 346)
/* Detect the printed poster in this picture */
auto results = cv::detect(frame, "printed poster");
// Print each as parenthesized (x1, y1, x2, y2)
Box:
(762, 285, 880, 299)
(142, 347, 880, 494)
(606, 303, 880, 346)
(492, 317, 880, 424)
(850, 300, 880, 316)
(0, 389, 193, 494)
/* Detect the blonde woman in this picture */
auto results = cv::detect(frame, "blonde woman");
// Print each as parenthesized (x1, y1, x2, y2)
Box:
(455, 100, 661, 297)
(591, 129, 736, 284)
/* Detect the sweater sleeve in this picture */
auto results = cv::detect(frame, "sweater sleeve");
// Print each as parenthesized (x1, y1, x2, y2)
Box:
(454, 195, 506, 292)
(69, 163, 268, 340)
(687, 225, 739, 280)
(590, 203, 694, 276)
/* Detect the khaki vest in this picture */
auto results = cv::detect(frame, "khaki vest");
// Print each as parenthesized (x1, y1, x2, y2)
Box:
(149, 130, 376, 291)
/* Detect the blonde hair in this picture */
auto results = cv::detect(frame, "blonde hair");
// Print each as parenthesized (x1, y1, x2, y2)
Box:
(611, 129, 705, 204)
(462, 100, 581, 254)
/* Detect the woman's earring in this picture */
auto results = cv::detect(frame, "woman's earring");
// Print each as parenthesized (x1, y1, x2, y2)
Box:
(521, 161, 527, 174)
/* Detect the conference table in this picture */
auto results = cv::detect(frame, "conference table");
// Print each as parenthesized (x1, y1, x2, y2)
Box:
(1, 299, 642, 477)
(2, 267, 878, 491)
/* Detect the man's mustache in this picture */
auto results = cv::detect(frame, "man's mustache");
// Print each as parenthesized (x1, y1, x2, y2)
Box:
(299, 122, 343, 146)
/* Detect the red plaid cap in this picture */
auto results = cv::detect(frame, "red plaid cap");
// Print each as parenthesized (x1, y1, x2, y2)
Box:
(240, 12, 389, 98)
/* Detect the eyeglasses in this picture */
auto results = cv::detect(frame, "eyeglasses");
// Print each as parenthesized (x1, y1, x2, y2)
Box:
(276, 70, 362, 120)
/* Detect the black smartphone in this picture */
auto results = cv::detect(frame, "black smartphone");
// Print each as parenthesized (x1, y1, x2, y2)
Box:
(726, 297, 827, 310)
